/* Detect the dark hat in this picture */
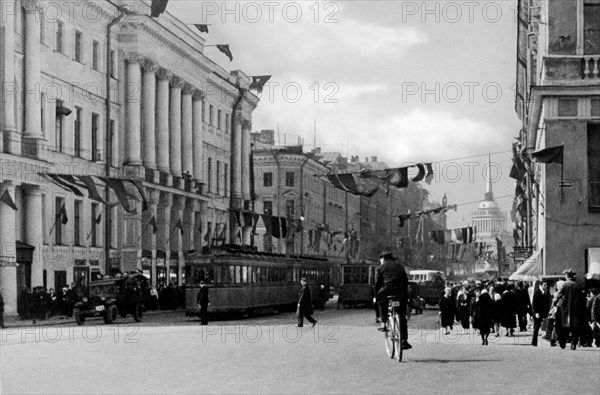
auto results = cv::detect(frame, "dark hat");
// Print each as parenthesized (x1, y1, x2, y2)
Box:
(199, 280, 205, 285)
(378, 251, 396, 260)
(563, 269, 576, 277)
(300, 277, 307, 282)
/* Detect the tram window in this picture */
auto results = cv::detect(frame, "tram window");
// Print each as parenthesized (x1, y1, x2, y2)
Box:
(221, 266, 228, 284)
(235, 266, 241, 284)
(228, 266, 235, 284)
(250, 266, 256, 283)
(215, 266, 222, 284)
(242, 266, 248, 284)
(286, 268, 292, 282)
(344, 269, 352, 283)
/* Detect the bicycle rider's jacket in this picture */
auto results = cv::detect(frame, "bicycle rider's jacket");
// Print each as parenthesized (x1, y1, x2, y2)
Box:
(375, 262, 408, 303)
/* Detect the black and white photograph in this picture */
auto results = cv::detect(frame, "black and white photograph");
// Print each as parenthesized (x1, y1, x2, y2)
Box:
(0, 0, 599, 393)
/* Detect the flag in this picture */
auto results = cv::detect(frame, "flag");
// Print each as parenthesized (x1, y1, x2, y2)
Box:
(104, 178, 136, 213)
(150, 0, 169, 17)
(424, 163, 434, 184)
(194, 24, 209, 33)
(251, 213, 260, 235)
(59, 204, 68, 224)
(532, 145, 563, 164)
(204, 223, 211, 242)
(360, 167, 409, 189)
(243, 212, 253, 228)
(1, 190, 18, 210)
(326, 174, 378, 197)
(149, 215, 158, 234)
(128, 179, 149, 212)
(412, 163, 426, 182)
(249, 75, 271, 94)
(94, 212, 102, 225)
(216, 44, 233, 61)
(174, 218, 184, 234)
(76, 175, 105, 203)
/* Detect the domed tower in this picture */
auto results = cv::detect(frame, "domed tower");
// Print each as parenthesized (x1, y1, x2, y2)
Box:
(471, 154, 508, 243)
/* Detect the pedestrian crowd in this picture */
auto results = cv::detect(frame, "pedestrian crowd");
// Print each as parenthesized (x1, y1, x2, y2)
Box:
(438, 269, 600, 349)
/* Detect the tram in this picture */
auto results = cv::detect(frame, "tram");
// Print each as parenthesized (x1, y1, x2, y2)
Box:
(337, 262, 379, 308)
(184, 246, 331, 317)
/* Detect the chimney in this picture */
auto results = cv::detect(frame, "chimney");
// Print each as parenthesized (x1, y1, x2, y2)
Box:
(371, 156, 377, 162)
(315, 147, 321, 154)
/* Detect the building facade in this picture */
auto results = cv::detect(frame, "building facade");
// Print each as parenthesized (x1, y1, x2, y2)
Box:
(0, 0, 257, 314)
(514, 0, 600, 276)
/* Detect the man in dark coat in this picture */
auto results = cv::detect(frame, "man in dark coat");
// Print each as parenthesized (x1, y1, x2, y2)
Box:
(476, 289, 494, 345)
(374, 251, 411, 349)
(501, 284, 517, 336)
(556, 269, 583, 350)
(515, 281, 532, 332)
(0, 288, 5, 329)
(531, 281, 552, 346)
(297, 278, 317, 327)
(196, 281, 210, 325)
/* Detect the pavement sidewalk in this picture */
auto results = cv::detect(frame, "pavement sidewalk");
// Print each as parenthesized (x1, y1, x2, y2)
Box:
(2, 308, 184, 328)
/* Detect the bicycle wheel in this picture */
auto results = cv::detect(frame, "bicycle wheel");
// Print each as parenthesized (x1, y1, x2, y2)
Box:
(384, 320, 395, 359)
(395, 312, 403, 362)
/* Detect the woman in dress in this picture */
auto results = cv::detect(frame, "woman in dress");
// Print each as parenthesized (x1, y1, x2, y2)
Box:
(456, 285, 471, 333)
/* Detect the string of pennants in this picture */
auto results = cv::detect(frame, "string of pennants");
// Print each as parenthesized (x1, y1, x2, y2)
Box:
(397, 204, 457, 227)
(326, 163, 433, 197)
(429, 226, 477, 245)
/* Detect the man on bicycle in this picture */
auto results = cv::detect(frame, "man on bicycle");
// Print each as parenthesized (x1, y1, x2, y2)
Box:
(374, 251, 412, 350)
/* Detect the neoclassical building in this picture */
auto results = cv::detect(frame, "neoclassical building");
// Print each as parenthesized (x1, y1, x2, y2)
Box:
(0, 0, 258, 314)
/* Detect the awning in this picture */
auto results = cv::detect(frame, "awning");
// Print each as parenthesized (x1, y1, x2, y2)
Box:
(509, 250, 542, 281)
(586, 248, 600, 280)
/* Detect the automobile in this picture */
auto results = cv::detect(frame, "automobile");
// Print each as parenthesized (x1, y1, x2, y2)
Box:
(73, 272, 151, 325)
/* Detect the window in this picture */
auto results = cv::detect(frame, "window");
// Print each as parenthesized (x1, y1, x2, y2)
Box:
(286, 200, 295, 219)
(224, 164, 229, 197)
(217, 109, 222, 130)
(74, 200, 81, 245)
(225, 113, 230, 133)
(263, 201, 272, 215)
(202, 101, 206, 123)
(91, 113, 99, 161)
(593, 98, 600, 117)
(584, 0, 600, 55)
(91, 203, 99, 246)
(55, 100, 64, 152)
(216, 160, 221, 195)
(263, 172, 273, 187)
(75, 30, 83, 62)
(588, 124, 600, 211)
(74, 107, 82, 157)
(207, 157, 213, 192)
(209, 105, 214, 126)
(285, 172, 295, 187)
(56, 20, 64, 54)
(92, 40, 99, 70)
(109, 49, 116, 77)
(558, 99, 578, 117)
(54, 197, 65, 244)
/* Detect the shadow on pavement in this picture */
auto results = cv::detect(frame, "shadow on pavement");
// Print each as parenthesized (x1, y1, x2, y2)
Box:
(411, 358, 501, 363)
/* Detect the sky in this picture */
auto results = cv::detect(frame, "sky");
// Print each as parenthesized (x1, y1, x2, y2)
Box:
(165, 0, 521, 228)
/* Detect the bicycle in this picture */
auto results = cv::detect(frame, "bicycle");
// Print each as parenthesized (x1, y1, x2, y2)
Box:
(384, 296, 404, 362)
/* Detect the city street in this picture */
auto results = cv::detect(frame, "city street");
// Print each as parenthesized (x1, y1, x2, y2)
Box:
(1, 300, 599, 394)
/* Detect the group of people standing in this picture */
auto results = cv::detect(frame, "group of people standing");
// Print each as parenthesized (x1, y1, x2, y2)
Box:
(17, 284, 83, 322)
(438, 270, 600, 349)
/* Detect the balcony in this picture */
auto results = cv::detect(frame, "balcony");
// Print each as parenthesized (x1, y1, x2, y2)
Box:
(543, 55, 600, 83)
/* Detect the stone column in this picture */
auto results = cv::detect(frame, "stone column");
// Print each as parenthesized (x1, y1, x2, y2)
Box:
(241, 119, 252, 245)
(23, 1, 43, 156)
(156, 69, 171, 173)
(24, 187, 44, 287)
(169, 76, 184, 176)
(142, 59, 158, 169)
(125, 53, 142, 165)
(1, 0, 17, 153)
(192, 91, 205, 182)
(0, 182, 18, 314)
(181, 84, 194, 177)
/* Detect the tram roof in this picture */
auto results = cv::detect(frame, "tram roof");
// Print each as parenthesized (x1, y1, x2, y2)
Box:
(185, 245, 329, 263)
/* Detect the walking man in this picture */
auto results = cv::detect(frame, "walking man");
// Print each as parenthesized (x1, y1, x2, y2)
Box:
(556, 269, 583, 350)
(197, 281, 210, 325)
(297, 278, 317, 327)
(531, 281, 551, 346)
(0, 288, 5, 329)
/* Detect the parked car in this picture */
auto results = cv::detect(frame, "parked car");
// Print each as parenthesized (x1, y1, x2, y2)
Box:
(73, 272, 151, 325)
